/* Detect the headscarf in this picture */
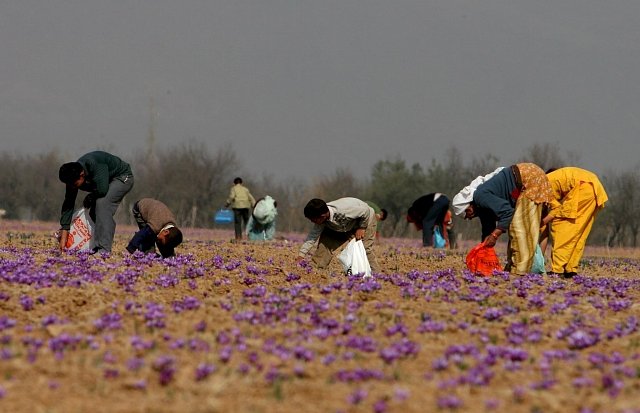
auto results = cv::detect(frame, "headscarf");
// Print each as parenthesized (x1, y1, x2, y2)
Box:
(452, 167, 505, 216)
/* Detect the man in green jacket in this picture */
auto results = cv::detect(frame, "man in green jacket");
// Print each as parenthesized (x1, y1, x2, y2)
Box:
(58, 151, 134, 254)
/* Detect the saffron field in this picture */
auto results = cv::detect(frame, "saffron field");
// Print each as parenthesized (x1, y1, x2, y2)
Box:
(1, 221, 639, 413)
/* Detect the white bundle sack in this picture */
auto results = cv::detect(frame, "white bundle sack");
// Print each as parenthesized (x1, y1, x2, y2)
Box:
(64, 208, 95, 251)
(337, 238, 372, 278)
(252, 195, 277, 225)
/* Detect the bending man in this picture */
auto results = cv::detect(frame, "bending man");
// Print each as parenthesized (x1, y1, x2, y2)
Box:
(298, 198, 379, 273)
(406, 193, 450, 248)
(453, 163, 553, 275)
(58, 151, 134, 254)
(126, 198, 183, 258)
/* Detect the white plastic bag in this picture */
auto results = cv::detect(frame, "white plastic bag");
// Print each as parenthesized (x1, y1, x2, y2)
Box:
(65, 208, 95, 251)
(337, 239, 372, 278)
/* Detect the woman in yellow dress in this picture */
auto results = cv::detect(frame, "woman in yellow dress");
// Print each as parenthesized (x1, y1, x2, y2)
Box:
(540, 167, 608, 278)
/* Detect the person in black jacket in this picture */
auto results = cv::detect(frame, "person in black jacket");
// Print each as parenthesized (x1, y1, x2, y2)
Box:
(406, 193, 450, 247)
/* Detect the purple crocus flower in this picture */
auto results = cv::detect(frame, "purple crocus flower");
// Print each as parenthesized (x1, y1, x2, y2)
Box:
(483, 308, 503, 321)
(347, 388, 368, 405)
(127, 357, 144, 371)
(20, 294, 34, 311)
(0, 316, 17, 331)
(567, 329, 600, 350)
(373, 399, 388, 413)
(144, 302, 166, 329)
(103, 368, 119, 379)
(195, 363, 216, 381)
(93, 312, 122, 331)
(608, 298, 631, 312)
(437, 395, 462, 409)
(152, 355, 176, 386)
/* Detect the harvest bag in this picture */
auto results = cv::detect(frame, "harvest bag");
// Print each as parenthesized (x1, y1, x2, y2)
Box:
(214, 209, 234, 224)
(465, 242, 501, 277)
(65, 208, 95, 251)
(252, 196, 277, 225)
(337, 239, 372, 278)
(531, 244, 546, 274)
(433, 227, 446, 249)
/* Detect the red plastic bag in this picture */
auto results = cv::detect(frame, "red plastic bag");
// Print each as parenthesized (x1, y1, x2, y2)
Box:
(465, 242, 501, 277)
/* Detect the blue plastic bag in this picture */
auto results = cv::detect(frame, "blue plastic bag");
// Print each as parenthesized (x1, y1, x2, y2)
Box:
(214, 209, 234, 224)
(433, 226, 446, 249)
(531, 244, 545, 274)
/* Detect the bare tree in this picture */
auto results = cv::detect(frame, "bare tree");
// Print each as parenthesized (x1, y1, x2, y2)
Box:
(365, 158, 427, 237)
(601, 167, 640, 247)
(0, 150, 64, 222)
(128, 141, 241, 227)
(518, 142, 581, 172)
(307, 168, 363, 202)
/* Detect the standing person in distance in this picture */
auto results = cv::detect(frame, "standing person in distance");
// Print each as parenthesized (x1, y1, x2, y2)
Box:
(126, 198, 183, 258)
(225, 177, 256, 241)
(58, 151, 134, 254)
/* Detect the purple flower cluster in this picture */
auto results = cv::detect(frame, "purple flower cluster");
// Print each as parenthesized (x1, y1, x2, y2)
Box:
(334, 368, 384, 382)
(1, 238, 640, 411)
(379, 338, 420, 364)
(171, 296, 201, 313)
(144, 302, 166, 329)
(153, 355, 176, 385)
(0, 316, 16, 331)
(194, 363, 216, 381)
(93, 312, 122, 331)
(557, 321, 601, 350)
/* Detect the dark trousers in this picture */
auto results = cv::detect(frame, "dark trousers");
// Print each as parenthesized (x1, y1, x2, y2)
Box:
(233, 208, 250, 239)
(421, 195, 450, 247)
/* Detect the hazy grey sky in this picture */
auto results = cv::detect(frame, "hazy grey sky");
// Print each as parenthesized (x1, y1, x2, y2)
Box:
(2, 0, 639, 181)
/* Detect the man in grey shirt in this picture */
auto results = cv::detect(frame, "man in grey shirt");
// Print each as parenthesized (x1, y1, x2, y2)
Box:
(298, 197, 380, 273)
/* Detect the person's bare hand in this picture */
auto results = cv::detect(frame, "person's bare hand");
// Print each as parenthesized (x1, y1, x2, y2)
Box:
(483, 234, 496, 248)
(484, 229, 502, 248)
(58, 230, 69, 252)
(355, 228, 365, 240)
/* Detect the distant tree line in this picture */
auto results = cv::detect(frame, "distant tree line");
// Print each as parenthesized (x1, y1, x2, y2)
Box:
(1, 142, 638, 247)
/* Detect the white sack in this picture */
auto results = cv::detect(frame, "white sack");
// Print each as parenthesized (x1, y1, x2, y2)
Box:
(337, 238, 372, 278)
(65, 208, 95, 251)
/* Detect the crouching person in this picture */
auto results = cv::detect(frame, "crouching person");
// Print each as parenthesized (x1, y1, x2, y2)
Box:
(297, 198, 380, 273)
(126, 198, 183, 258)
(247, 196, 278, 241)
